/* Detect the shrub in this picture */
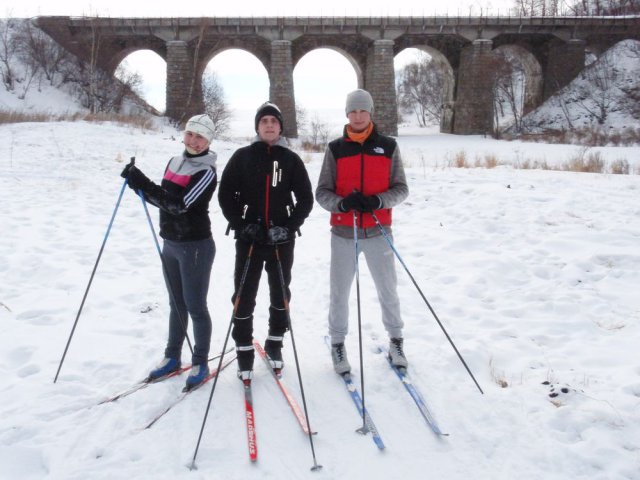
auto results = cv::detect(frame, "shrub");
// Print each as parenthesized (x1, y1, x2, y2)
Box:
(453, 150, 468, 168)
(564, 148, 605, 173)
(610, 158, 630, 175)
(484, 154, 499, 169)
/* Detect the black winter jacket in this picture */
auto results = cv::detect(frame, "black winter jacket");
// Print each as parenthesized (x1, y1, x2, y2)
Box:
(218, 137, 313, 237)
(140, 150, 217, 241)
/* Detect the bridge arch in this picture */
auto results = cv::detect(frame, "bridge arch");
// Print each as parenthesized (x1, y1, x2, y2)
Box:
(101, 39, 167, 77)
(395, 46, 456, 132)
(115, 50, 167, 112)
(293, 46, 364, 89)
(293, 48, 359, 108)
(493, 44, 543, 115)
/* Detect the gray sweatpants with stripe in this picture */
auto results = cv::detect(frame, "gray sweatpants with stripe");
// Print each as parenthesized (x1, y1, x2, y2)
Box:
(328, 233, 404, 343)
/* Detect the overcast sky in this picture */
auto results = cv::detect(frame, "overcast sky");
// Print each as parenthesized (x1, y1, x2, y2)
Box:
(5, 0, 516, 115)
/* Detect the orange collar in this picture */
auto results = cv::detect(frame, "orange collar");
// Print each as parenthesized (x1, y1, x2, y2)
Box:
(346, 122, 374, 144)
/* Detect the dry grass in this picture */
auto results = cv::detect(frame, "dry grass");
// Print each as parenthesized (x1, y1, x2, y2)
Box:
(563, 148, 605, 173)
(450, 151, 503, 169)
(610, 158, 630, 175)
(489, 358, 509, 388)
(0, 110, 159, 130)
(516, 158, 553, 170)
(483, 154, 499, 169)
(450, 147, 633, 175)
(453, 150, 468, 168)
(509, 127, 640, 147)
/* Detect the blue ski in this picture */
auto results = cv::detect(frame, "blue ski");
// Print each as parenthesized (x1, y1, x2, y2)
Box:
(324, 336, 385, 450)
(340, 372, 386, 449)
(378, 345, 448, 436)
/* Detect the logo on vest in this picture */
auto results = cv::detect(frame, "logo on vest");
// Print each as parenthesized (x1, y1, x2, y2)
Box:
(373, 147, 384, 154)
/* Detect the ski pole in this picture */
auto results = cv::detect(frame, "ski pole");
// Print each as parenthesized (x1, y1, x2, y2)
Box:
(190, 242, 255, 470)
(53, 158, 133, 383)
(273, 244, 322, 471)
(137, 190, 194, 356)
(352, 209, 369, 434)
(370, 212, 484, 394)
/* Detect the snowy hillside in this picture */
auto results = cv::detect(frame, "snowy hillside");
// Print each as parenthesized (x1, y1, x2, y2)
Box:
(521, 39, 640, 135)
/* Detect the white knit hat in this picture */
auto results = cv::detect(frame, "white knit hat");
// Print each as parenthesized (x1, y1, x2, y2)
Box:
(185, 114, 215, 143)
(345, 89, 374, 116)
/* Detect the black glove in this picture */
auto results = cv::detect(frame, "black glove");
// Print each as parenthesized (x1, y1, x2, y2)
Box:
(361, 195, 382, 213)
(240, 223, 265, 243)
(120, 162, 135, 179)
(122, 165, 152, 192)
(267, 226, 290, 244)
(338, 192, 366, 212)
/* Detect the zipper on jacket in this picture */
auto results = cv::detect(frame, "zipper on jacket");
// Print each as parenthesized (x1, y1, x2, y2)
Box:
(359, 146, 365, 235)
(272, 161, 279, 187)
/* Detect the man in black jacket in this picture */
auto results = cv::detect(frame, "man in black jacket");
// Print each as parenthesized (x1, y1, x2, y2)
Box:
(218, 102, 313, 381)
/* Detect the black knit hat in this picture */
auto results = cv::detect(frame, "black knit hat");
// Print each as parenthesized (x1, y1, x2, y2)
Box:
(254, 101, 284, 133)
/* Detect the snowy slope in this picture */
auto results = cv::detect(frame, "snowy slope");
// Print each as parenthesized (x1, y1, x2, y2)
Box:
(521, 39, 640, 134)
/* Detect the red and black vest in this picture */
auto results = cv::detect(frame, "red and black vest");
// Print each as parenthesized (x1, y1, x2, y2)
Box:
(329, 127, 397, 228)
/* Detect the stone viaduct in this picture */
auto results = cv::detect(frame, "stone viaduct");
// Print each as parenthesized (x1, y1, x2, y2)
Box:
(35, 16, 640, 137)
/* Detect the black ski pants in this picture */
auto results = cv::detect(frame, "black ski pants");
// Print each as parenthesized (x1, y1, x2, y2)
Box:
(231, 239, 294, 347)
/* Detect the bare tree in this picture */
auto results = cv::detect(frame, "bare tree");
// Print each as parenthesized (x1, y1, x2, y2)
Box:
(202, 71, 231, 137)
(493, 50, 526, 133)
(573, 52, 618, 125)
(512, 0, 563, 16)
(296, 103, 308, 136)
(85, 18, 102, 114)
(309, 114, 330, 149)
(14, 20, 71, 87)
(567, 0, 640, 15)
(113, 63, 144, 110)
(0, 18, 18, 91)
(396, 52, 446, 127)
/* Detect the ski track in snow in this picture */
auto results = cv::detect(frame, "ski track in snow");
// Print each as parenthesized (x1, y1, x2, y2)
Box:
(0, 122, 639, 479)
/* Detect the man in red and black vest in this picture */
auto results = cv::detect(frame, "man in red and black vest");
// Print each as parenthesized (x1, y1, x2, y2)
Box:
(316, 89, 409, 375)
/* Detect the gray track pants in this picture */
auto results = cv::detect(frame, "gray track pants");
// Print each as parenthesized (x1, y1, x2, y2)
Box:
(328, 233, 403, 344)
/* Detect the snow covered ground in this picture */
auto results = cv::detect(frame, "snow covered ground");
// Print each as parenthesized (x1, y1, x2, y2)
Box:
(0, 119, 639, 480)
